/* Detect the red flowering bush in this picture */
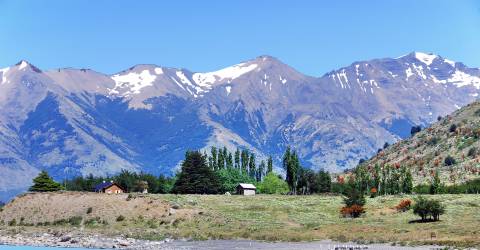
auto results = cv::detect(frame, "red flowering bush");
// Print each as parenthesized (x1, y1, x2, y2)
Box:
(340, 205, 365, 218)
(395, 199, 412, 212)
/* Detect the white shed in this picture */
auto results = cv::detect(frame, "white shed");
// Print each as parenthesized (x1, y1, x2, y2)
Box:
(236, 183, 256, 196)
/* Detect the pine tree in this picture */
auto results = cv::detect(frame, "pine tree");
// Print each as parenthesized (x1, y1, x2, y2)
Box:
(29, 171, 63, 192)
(172, 151, 221, 194)
(267, 156, 273, 174)
(234, 148, 240, 169)
(248, 153, 256, 179)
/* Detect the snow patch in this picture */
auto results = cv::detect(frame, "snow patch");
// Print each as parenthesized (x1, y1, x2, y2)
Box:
(111, 69, 157, 95)
(0, 67, 9, 84)
(414, 52, 437, 66)
(154, 67, 164, 74)
(444, 59, 455, 67)
(405, 68, 413, 80)
(18, 61, 28, 71)
(192, 63, 258, 87)
(225, 86, 231, 95)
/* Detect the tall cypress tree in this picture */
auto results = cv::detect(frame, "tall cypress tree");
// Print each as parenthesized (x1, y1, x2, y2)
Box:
(267, 156, 273, 174)
(29, 171, 63, 192)
(430, 170, 441, 194)
(402, 167, 413, 194)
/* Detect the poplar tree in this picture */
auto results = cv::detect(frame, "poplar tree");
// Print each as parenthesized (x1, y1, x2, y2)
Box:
(257, 160, 266, 182)
(249, 153, 256, 179)
(234, 148, 240, 169)
(211, 147, 218, 170)
(267, 156, 273, 174)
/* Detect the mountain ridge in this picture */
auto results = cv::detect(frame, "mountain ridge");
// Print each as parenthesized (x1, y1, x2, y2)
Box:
(1, 51, 480, 201)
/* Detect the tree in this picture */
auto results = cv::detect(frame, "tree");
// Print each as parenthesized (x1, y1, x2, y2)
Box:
(211, 147, 218, 170)
(248, 153, 256, 179)
(226, 152, 233, 169)
(234, 148, 240, 169)
(402, 167, 413, 194)
(172, 151, 222, 194)
(283, 147, 300, 194)
(257, 172, 289, 194)
(257, 160, 266, 182)
(29, 171, 63, 192)
(241, 149, 249, 173)
(315, 170, 331, 193)
(444, 155, 456, 166)
(267, 156, 273, 174)
(430, 170, 442, 195)
(383, 142, 390, 149)
(341, 176, 366, 218)
(217, 168, 255, 193)
(413, 196, 445, 222)
(411, 125, 421, 136)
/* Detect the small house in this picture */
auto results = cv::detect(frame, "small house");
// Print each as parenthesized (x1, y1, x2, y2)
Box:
(94, 181, 125, 194)
(236, 183, 256, 196)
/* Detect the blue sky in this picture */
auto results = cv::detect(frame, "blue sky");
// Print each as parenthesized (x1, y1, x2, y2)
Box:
(1, 0, 479, 76)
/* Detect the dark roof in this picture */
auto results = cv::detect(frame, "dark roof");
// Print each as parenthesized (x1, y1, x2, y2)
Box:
(94, 182, 122, 192)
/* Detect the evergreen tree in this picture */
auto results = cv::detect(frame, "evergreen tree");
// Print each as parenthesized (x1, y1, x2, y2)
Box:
(172, 151, 221, 194)
(29, 171, 63, 192)
(267, 156, 273, 174)
(248, 153, 256, 179)
(315, 170, 331, 193)
(234, 148, 240, 169)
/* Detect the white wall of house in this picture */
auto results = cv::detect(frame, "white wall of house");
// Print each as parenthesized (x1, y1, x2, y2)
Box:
(243, 189, 255, 196)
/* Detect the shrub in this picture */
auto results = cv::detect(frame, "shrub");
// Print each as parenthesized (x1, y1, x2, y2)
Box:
(370, 187, 377, 198)
(444, 156, 456, 166)
(86, 207, 93, 214)
(427, 137, 439, 146)
(413, 196, 445, 222)
(68, 216, 82, 226)
(116, 215, 125, 222)
(8, 219, 16, 226)
(395, 199, 412, 212)
(257, 172, 289, 194)
(340, 205, 365, 218)
(449, 124, 457, 133)
(468, 147, 477, 158)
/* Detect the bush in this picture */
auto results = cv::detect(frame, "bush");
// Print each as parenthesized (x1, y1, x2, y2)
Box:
(468, 147, 477, 158)
(68, 216, 82, 226)
(395, 199, 412, 212)
(86, 207, 93, 214)
(444, 156, 456, 166)
(257, 172, 289, 194)
(340, 205, 365, 218)
(413, 196, 445, 222)
(427, 137, 439, 146)
(449, 124, 457, 133)
(116, 215, 125, 222)
(8, 219, 16, 226)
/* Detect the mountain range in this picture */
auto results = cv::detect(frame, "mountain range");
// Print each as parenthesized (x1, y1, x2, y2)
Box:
(1, 52, 480, 200)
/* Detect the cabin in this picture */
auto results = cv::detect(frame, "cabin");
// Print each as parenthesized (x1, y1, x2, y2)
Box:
(236, 183, 256, 196)
(94, 181, 125, 194)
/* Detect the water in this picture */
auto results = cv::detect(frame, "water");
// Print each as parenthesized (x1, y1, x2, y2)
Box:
(0, 246, 101, 250)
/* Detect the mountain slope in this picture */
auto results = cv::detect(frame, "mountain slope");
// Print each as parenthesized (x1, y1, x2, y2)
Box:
(1, 52, 480, 200)
(362, 101, 480, 185)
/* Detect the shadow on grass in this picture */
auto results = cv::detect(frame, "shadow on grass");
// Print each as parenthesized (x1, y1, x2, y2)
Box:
(408, 218, 440, 224)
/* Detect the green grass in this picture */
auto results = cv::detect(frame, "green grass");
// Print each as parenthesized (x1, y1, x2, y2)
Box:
(126, 194, 480, 247)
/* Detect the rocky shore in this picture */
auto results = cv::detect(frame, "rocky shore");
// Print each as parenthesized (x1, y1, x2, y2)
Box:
(0, 232, 172, 249)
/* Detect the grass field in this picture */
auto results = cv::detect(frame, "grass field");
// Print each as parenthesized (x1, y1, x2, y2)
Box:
(1, 192, 479, 247)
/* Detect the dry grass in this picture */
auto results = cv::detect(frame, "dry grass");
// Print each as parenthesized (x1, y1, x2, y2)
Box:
(1, 192, 479, 247)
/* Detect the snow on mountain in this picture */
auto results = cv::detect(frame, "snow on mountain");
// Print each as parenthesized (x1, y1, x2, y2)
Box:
(0, 51, 479, 200)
